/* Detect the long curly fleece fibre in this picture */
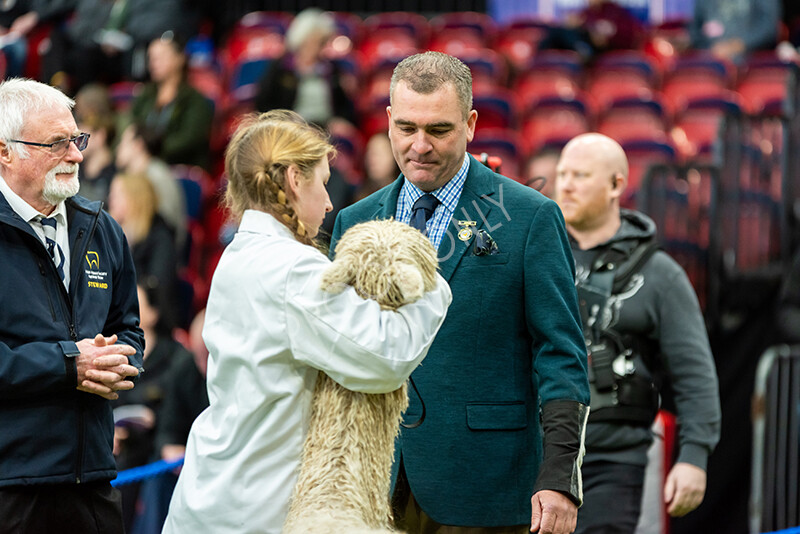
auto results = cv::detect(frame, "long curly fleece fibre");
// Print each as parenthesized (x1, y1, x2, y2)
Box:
(283, 219, 439, 534)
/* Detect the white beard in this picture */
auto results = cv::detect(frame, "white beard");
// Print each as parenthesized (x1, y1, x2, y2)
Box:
(43, 164, 80, 205)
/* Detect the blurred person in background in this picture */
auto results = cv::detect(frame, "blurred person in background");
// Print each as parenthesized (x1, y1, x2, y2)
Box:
(122, 307, 210, 534)
(74, 83, 117, 204)
(115, 121, 186, 249)
(538, 0, 646, 63)
(688, 0, 780, 62)
(128, 31, 214, 169)
(113, 281, 193, 533)
(254, 7, 357, 129)
(353, 132, 399, 203)
(108, 172, 179, 333)
(41, 0, 187, 92)
(524, 147, 560, 199)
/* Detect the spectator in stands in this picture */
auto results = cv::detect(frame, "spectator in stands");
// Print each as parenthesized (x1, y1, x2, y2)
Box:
(538, 0, 646, 63)
(74, 83, 117, 204)
(126, 307, 210, 534)
(318, 165, 354, 243)
(0, 0, 34, 77)
(162, 109, 451, 534)
(41, 0, 188, 92)
(113, 281, 193, 533)
(524, 147, 561, 199)
(688, 0, 780, 62)
(127, 31, 214, 170)
(157, 307, 209, 464)
(0, 1, 78, 78)
(353, 132, 399, 203)
(115, 122, 187, 248)
(0, 77, 142, 534)
(254, 8, 357, 128)
(108, 172, 180, 333)
(554, 133, 721, 533)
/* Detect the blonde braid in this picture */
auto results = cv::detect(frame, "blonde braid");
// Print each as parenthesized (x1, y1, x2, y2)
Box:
(259, 163, 312, 244)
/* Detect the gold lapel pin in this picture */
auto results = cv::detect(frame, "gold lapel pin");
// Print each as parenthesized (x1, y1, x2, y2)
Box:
(456, 220, 476, 241)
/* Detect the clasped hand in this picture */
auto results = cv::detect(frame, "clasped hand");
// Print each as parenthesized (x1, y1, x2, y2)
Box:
(75, 334, 139, 400)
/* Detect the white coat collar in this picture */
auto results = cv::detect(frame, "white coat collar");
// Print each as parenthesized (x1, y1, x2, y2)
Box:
(238, 209, 297, 240)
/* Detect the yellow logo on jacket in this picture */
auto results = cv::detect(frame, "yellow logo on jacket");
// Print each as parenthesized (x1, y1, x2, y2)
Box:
(85, 251, 108, 289)
(86, 251, 100, 269)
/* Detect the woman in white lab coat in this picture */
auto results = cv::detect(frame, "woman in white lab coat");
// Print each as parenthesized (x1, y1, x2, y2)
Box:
(162, 110, 451, 534)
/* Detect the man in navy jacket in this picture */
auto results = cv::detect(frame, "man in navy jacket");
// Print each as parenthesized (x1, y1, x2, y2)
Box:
(0, 78, 144, 534)
(331, 52, 590, 534)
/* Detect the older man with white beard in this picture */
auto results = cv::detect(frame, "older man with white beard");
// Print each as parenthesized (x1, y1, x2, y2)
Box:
(0, 78, 144, 534)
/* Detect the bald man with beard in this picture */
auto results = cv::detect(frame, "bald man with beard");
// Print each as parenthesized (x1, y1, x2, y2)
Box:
(555, 134, 721, 533)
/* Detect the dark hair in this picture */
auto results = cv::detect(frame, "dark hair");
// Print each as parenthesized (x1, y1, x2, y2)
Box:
(130, 121, 164, 157)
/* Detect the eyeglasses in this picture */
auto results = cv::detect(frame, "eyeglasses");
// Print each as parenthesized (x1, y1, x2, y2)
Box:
(7, 133, 90, 155)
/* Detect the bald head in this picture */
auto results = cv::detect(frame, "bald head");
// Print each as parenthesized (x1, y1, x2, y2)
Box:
(561, 133, 629, 181)
(555, 133, 629, 240)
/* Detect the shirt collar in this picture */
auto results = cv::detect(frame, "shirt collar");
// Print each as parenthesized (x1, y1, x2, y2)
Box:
(400, 154, 470, 213)
(0, 173, 67, 224)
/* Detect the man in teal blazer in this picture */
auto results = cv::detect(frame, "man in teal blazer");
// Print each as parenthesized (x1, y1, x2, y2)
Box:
(330, 52, 590, 534)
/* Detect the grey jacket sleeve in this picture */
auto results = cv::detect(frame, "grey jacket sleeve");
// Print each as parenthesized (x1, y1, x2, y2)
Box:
(653, 253, 721, 470)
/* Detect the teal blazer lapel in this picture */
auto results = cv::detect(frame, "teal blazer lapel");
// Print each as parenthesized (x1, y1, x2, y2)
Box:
(372, 178, 403, 220)
(438, 156, 497, 281)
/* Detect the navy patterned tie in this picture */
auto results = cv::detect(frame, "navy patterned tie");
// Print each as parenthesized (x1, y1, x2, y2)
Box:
(39, 216, 65, 282)
(409, 194, 440, 237)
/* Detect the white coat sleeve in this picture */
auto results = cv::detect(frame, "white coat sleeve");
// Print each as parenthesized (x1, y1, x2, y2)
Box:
(284, 253, 451, 393)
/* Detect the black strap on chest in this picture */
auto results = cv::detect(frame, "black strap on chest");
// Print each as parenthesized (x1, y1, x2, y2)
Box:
(579, 238, 661, 424)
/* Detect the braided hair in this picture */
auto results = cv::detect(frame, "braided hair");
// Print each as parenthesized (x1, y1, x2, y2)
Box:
(224, 110, 335, 247)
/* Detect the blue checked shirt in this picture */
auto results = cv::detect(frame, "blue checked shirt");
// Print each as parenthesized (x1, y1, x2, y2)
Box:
(396, 155, 470, 251)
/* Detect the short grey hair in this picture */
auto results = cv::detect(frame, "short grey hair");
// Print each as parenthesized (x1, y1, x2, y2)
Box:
(0, 78, 75, 159)
(285, 8, 335, 53)
(390, 51, 473, 119)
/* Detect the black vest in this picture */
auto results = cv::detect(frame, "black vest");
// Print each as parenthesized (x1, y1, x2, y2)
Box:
(577, 237, 664, 426)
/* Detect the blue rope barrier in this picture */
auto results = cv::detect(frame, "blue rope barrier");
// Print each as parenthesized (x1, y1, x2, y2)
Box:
(111, 457, 185, 487)
(763, 527, 800, 534)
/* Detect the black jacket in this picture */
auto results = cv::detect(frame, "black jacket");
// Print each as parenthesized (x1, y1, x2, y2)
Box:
(0, 192, 144, 486)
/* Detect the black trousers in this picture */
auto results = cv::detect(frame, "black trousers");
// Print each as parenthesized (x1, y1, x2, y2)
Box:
(575, 461, 646, 534)
(0, 481, 124, 534)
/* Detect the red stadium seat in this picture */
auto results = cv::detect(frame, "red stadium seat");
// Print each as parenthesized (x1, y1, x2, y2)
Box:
(473, 89, 518, 131)
(597, 96, 669, 144)
(459, 49, 509, 93)
(671, 92, 743, 160)
(361, 12, 430, 45)
(514, 65, 581, 111)
(620, 139, 677, 207)
(661, 53, 733, 116)
(521, 95, 592, 154)
(468, 128, 523, 182)
(493, 20, 550, 75)
(429, 11, 497, 40)
(357, 28, 419, 70)
(736, 54, 797, 116)
(586, 51, 660, 109)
